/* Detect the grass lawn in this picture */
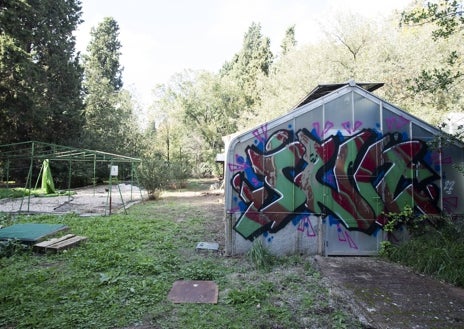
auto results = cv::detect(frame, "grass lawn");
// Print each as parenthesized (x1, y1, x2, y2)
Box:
(0, 181, 362, 329)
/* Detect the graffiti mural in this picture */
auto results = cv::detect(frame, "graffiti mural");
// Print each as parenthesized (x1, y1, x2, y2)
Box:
(229, 124, 442, 240)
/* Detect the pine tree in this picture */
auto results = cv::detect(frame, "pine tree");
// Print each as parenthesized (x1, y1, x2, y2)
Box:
(281, 25, 297, 56)
(221, 22, 273, 109)
(0, 0, 84, 145)
(82, 17, 136, 154)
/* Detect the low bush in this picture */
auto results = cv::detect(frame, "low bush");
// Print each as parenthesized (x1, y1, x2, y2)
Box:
(382, 215, 464, 287)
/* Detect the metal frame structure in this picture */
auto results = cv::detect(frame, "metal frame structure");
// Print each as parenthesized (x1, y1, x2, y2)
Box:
(0, 141, 142, 213)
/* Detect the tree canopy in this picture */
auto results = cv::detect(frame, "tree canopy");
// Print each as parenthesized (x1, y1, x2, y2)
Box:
(2, 1, 464, 185)
(401, 0, 464, 114)
(0, 0, 84, 146)
(81, 17, 140, 155)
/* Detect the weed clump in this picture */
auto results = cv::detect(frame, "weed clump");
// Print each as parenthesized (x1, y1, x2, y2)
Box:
(381, 212, 464, 287)
(246, 239, 275, 271)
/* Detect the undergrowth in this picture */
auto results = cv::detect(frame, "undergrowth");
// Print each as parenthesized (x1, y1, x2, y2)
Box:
(381, 212, 464, 287)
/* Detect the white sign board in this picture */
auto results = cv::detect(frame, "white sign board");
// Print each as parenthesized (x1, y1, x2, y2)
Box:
(110, 165, 119, 177)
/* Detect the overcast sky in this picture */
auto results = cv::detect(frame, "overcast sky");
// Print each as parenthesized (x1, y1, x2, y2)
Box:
(74, 0, 411, 105)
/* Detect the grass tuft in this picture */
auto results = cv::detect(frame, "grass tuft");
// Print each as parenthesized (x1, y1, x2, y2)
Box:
(246, 239, 275, 271)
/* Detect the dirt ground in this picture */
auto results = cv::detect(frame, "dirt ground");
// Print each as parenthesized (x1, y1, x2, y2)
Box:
(2, 183, 464, 329)
(160, 188, 464, 329)
(314, 256, 464, 329)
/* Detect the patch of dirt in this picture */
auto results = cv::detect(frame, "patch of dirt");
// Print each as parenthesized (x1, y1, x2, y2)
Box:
(313, 256, 464, 329)
(160, 188, 226, 245)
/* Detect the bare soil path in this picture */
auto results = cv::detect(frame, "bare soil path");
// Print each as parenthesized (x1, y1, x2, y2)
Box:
(314, 255, 464, 329)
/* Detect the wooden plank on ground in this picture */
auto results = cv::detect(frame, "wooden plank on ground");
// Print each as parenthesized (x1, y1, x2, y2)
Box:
(34, 234, 76, 248)
(34, 235, 87, 252)
(45, 235, 87, 251)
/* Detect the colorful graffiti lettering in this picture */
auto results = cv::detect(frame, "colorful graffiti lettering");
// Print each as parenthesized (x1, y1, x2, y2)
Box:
(230, 125, 441, 240)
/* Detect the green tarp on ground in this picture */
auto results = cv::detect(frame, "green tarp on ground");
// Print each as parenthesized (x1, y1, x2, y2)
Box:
(0, 223, 68, 242)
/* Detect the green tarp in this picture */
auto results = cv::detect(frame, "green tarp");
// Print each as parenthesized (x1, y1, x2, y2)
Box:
(41, 159, 56, 194)
(0, 223, 68, 242)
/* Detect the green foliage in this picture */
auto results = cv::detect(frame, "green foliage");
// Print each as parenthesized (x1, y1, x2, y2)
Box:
(280, 25, 297, 56)
(136, 153, 171, 199)
(401, 0, 464, 40)
(401, 0, 464, 111)
(384, 216, 464, 287)
(178, 259, 225, 281)
(224, 284, 269, 306)
(0, 239, 29, 258)
(82, 17, 141, 155)
(246, 239, 275, 271)
(148, 70, 244, 177)
(84, 17, 123, 91)
(0, 0, 84, 146)
(378, 240, 393, 258)
(221, 22, 273, 110)
(382, 205, 427, 236)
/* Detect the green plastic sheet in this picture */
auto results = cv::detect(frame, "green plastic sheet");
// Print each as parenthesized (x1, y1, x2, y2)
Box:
(41, 159, 56, 194)
(0, 223, 68, 242)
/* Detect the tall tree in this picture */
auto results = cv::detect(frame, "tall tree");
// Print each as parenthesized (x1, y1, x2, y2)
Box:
(281, 25, 297, 56)
(221, 22, 273, 110)
(0, 0, 84, 145)
(322, 13, 375, 80)
(255, 10, 461, 125)
(84, 17, 123, 91)
(82, 17, 137, 154)
(147, 70, 245, 177)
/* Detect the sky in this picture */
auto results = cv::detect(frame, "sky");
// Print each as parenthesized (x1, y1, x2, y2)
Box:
(74, 0, 411, 106)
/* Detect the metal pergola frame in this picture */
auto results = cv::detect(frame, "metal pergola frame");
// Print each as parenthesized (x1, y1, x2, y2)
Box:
(0, 141, 142, 214)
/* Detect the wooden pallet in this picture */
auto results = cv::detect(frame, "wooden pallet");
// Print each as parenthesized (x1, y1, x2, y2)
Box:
(33, 234, 87, 252)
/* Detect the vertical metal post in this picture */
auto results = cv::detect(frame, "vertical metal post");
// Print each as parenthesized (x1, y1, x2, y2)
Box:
(117, 176, 127, 215)
(34, 162, 44, 190)
(5, 159, 10, 191)
(130, 162, 134, 201)
(107, 162, 113, 215)
(132, 161, 143, 203)
(93, 154, 97, 196)
(20, 142, 35, 213)
(67, 160, 72, 202)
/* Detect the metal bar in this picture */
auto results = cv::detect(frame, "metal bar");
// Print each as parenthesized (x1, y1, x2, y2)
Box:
(67, 160, 72, 202)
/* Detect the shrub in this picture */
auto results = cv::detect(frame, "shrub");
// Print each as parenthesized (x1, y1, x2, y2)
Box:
(382, 205, 428, 237)
(136, 154, 171, 199)
(383, 215, 464, 287)
(0, 239, 28, 258)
